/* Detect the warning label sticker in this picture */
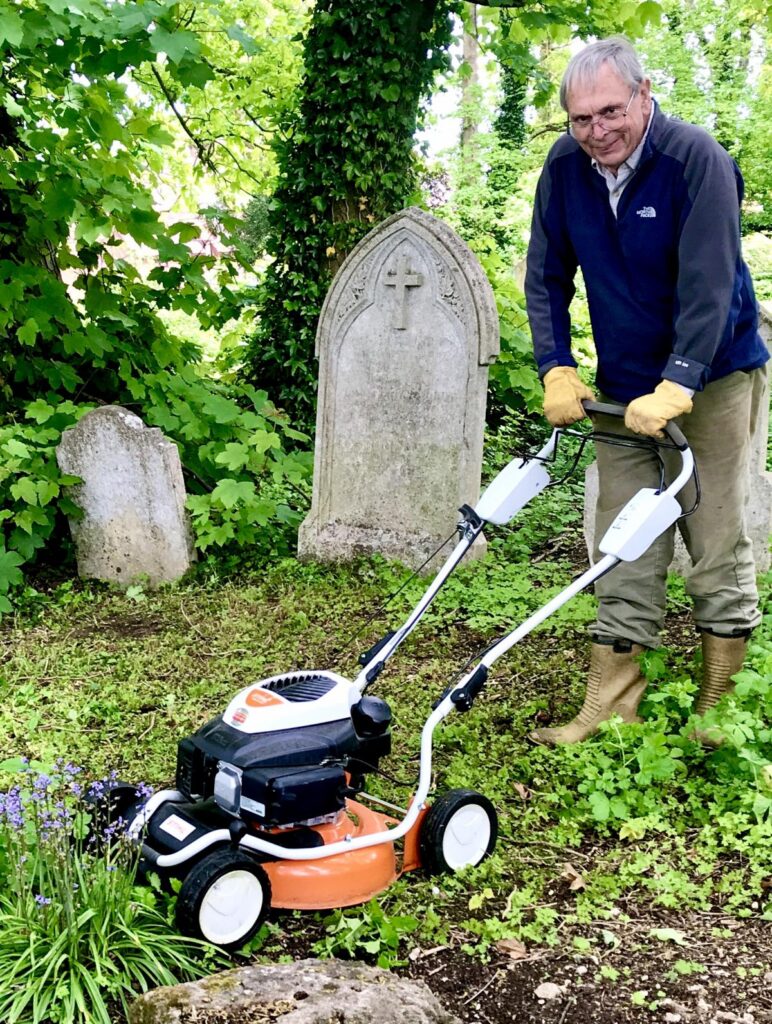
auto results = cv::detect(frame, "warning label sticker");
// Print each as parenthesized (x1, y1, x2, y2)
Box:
(159, 814, 197, 842)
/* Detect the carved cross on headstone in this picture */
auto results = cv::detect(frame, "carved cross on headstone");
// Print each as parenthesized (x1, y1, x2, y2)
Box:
(384, 255, 423, 329)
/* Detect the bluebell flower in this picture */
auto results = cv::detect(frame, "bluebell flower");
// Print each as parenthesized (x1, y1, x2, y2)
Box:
(4, 788, 24, 829)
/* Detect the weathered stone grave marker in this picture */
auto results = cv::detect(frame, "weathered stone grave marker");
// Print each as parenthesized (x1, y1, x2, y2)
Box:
(56, 406, 194, 586)
(298, 206, 499, 569)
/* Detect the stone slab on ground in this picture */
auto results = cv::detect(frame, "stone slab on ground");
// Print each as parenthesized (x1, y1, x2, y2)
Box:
(128, 958, 462, 1024)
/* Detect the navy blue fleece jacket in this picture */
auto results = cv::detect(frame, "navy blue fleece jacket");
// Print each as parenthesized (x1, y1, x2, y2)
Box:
(525, 104, 767, 403)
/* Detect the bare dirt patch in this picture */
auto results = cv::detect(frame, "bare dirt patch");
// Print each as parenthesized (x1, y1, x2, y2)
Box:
(406, 911, 772, 1024)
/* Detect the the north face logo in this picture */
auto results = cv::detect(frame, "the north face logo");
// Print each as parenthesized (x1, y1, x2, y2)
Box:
(636, 206, 657, 218)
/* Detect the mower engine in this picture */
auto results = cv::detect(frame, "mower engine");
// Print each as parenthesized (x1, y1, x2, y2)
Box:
(172, 670, 391, 831)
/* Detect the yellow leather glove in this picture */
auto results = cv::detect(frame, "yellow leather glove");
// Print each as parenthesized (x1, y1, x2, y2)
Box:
(542, 366, 595, 426)
(625, 380, 693, 438)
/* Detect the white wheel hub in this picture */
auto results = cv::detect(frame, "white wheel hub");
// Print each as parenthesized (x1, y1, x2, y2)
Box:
(441, 804, 491, 870)
(198, 869, 264, 946)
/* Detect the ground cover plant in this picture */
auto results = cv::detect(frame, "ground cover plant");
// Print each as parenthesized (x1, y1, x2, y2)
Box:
(1, 475, 770, 1021)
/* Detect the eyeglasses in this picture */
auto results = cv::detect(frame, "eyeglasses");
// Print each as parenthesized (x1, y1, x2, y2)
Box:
(568, 89, 637, 137)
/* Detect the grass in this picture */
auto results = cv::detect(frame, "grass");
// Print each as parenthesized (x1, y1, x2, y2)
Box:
(0, 558, 567, 780)
(1, 511, 771, 976)
(0, 268, 764, 1018)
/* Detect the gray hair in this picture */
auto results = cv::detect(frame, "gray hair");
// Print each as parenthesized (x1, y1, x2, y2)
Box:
(559, 37, 645, 110)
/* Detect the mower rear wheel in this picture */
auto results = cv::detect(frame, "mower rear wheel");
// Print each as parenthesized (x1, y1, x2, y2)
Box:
(420, 789, 497, 875)
(176, 848, 271, 951)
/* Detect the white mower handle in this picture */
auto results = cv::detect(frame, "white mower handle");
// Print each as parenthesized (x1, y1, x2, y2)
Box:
(444, 401, 695, 712)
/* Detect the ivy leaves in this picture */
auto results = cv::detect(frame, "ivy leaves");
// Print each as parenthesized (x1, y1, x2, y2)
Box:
(241, 0, 459, 423)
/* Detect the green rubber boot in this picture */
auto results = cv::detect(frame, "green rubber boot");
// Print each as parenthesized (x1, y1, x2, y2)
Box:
(529, 641, 646, 746)
(691, 633, 749, 748)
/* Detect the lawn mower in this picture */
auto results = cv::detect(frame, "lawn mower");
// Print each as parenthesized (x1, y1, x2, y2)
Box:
(111, 402, 694, 950)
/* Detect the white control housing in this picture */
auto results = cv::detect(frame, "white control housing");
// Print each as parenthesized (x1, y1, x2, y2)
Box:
(222, 670, 357, 734)
(599, 488, 682, 561)
(475, 457, 551, 525)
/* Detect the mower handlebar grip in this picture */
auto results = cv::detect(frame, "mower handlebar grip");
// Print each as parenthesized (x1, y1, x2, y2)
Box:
(581, 399, 688, 450)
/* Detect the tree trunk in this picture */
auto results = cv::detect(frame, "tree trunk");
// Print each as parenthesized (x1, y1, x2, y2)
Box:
(241, 0, 455, 426)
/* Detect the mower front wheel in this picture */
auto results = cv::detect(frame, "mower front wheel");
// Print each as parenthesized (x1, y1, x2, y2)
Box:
(420, 789, 498, 875)
(176, 847, 271, 951)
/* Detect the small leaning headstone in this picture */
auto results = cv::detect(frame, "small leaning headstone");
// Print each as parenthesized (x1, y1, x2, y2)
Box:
(298, 206, 499, 569)
(56, 406, 194, 586)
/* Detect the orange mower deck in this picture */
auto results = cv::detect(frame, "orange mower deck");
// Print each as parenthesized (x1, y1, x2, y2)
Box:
(263, 799, 427, 910)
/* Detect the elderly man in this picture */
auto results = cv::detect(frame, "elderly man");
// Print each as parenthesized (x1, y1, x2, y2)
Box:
(525, 37, 768, 745)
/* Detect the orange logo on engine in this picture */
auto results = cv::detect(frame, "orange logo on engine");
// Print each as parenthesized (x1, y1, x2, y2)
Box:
(245, 688, 285, 708)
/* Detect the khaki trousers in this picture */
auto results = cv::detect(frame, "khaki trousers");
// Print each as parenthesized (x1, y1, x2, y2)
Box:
(591, 369, 767, 648)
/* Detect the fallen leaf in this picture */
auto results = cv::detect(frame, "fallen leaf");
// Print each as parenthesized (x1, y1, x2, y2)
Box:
(561, 863, 586, 891)
(513, 782, 531, 802)
(496, 938, 528, 961)
(648, 927, 688, 946)
(601, 929, 621, 948)
(408, 945, 447, 961)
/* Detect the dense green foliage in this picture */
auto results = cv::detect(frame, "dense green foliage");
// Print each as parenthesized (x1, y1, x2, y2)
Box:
(130, 0, 308, 207)
(638, 0, 772, 231)
(0, 0, 311, 616)
(1, 515, 769, 967)
(241, 0, 458, 424)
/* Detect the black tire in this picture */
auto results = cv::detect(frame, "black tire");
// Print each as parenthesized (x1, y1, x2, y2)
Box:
(175, 847, 271, 951)
(420, 789, 498, 875)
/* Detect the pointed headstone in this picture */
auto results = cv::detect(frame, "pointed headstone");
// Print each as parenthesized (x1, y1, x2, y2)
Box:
(298, 207, 499, 569)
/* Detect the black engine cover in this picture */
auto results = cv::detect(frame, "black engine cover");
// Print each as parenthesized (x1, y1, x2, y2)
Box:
(175, 707, 391, 821)
(240, 763, 347, 827)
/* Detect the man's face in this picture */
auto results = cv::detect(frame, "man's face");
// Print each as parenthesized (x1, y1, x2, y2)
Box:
(566, 63, 652, 173)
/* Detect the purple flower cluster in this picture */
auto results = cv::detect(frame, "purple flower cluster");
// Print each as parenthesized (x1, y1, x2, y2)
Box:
(0, 787, 25, 829)
(135, 781, 153, 800)
(0, 764, 157, 921)
(0, 766, 153, 842)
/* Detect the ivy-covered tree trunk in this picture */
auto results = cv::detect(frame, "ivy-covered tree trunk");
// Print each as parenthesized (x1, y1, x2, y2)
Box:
(242, 0, 457, 426)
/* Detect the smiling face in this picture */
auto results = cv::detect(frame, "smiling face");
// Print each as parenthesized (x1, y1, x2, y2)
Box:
(566, 62, 652, 173)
